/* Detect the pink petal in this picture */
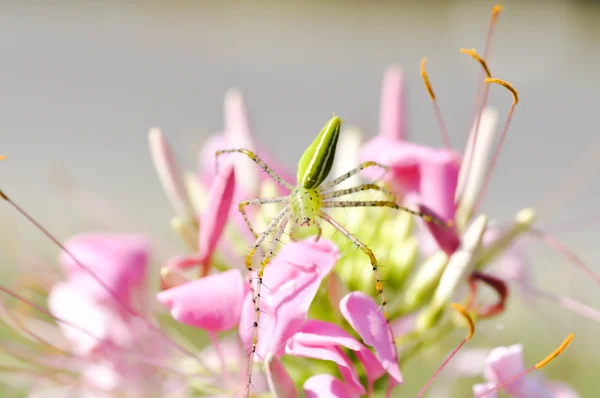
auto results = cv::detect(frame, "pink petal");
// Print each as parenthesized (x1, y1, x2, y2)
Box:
(547, 381, 581, 398)
(340, 292, 402, 384)
(419, 150, 460, 221)
(419, 204, 461, 256)
(304, 374, 359, 398)
(238, 239, 338, 358)
(238, 266, 318, 358)
(360, 138, 423, 192)
(360, 138, 460, 221)
(148, 127, 193, 221)
(223, 88, 260, 195)
(266, 354, 298, 398)
(263, 238, 339, 291)
(473, 382, 498, 398)
(198, 133, 228, 188)
(198, 164, 236, 273)
(286, 338, 365, 395)
(293, 320, 385, 384)
(379, 66, 406, 141)
(164, 253, 201, 271)
(157, 269, 247, 333)
(48, 282, 120, 356)
(59, 233, 149, 305)
(483, 344, 528, 396)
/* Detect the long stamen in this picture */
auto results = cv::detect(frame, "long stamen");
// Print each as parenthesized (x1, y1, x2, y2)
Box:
(528, 227, 600, 286)
(470, 78, 518, 216)
(0, 189, 214, 372)
(0, 284, 188, 378)
(525, 284, 600, 322)
(476, 334, 574, 398)
(420, 57, 451, 149)
(456, 5, 503, 203)
(456, 48, 493, 205)
(415, 303, 475, 397)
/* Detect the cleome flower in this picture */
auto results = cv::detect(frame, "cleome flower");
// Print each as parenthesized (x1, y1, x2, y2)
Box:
(0, 4, 591, 397)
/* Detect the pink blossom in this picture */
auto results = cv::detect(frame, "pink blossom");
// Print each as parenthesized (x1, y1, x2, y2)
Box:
(304, 374, 360, 398)
(340, 292, 403, 385)
(58, 233, 149, 306)
(159, 238, 339, 395)
(474, 344, 579, 398)
(47, 233, 171, 396)
(238, 239, 339, 358)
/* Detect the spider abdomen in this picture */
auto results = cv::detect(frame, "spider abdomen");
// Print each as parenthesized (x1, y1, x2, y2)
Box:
(290, 187, 321, 226)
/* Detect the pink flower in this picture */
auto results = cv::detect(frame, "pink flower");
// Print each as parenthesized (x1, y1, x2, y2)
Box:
(277, 292, 404, 397)
(198, 88, 294, 198)
(159, 238, 339, 395)
(361, 67, 461, 226)
(47, 233, 171, 396)
(474, 344, 579, 398)
(58, 233, 149, 306)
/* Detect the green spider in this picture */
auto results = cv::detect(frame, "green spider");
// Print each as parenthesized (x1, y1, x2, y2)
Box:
(216, 115, 446, 395)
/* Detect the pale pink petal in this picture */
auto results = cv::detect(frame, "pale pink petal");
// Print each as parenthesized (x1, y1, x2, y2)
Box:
(164, 253, 201, 271)
(360, 138, 460, 219)
(47, 282, 115, 356)
(360, 138, 423, 192)
(159, 266, 191, 290)
(473, 382, 498, 398)
(419, 204, 460, 256)
(198, 164, 236, 273)
(239, 266, 318, 358)
(262, 238, 339, 290)
(197, 337, 269, 392)
(390, 313, 417, 338)
(238, 239, 339, 358)
(266, 354, 298, 398)
(379, 67, 406, 141)
(483, 344, 528, 396)
(304, 374, 359, 398)
(286, 338, 365, 395)
(293, 320, 385, 384)
(59, 233, 149, 304)
(198, 133, 228, 188)
(149, 127, 194, 221)
(223, 88, 260, 195)
(340, 292, 402, 384)
(547, 381, 580, 398)
(419, 150, 460, 221)
(157, 269, 247, 332)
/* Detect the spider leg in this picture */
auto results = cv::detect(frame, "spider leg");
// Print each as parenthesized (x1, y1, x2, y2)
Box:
(215, 149, 294, 191)
(238, 196, 288, 240)
(319, 161, 389, 191)
(247, 212, 290, 397)
(318, 210, 399, 367)
(320, 183, 395, 200)
(322, 200, 451, 227)
(314, 220, 323, 242)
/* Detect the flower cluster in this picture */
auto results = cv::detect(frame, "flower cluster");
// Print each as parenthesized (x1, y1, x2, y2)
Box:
(0, 4, 591, 398)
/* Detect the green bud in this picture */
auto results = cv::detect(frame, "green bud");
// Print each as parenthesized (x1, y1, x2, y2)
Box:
(385, 238, 418, 290)
(400, 251, 449, 314)
(476, 207, 535, 270)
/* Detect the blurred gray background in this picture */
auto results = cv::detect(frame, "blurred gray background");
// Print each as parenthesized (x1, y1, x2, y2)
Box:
(0, 0, 599, 395)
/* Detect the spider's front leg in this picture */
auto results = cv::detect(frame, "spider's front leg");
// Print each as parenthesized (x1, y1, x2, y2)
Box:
(215, 148, 294, 191)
